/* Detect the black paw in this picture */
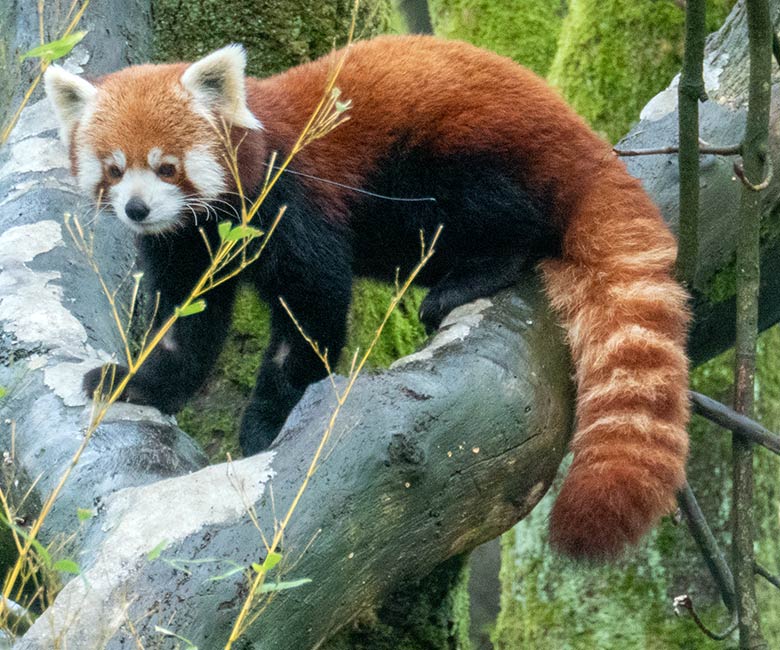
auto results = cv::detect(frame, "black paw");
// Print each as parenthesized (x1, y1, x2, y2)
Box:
(83, 364, 130, 401)
(418, 292, 450, 334)
(239, 407, 286, 456)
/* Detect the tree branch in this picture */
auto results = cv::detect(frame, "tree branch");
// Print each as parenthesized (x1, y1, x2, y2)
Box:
(614, 142, 742, 156)
(676, 0, 707, 283)
(690, 391, 780, 454)
(673, 594, 738, 640)
(731, 0, 773, 646)
(754, 563, 780, 591)
(677, 482, 736, 612)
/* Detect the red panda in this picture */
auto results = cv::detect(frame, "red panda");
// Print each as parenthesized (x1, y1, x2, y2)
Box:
(44, 36, 690, 561)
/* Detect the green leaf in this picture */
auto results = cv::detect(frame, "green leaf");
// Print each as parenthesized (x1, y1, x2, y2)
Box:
(218, 221, 232, 241)
(19, 31, 87, 63)
(154, 626, 198, 649)
(176, 299, 206, 317)
(256, 577, 311, 594)
(262, 551, 282, 572)
(205, 563, 245, 582)
(0, 387, 6, 399)
(335, 99, 352, 114)
(223, 225, 263, 242)
(76, 508, 93, 522)
(147, 539, 168, 562)
(53, 559, 80, 575)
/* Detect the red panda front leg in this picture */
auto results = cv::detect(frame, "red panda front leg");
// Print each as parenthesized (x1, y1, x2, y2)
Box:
(83, 228, 239, 413)
(240, 271, 353, 454)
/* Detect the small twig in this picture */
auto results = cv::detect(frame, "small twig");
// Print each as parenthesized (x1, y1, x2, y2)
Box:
(677, 0, 706, 285)
(673, 595, 738, 640)
(773, 31, 780, 68)
(677, 482, 737, 612)
(614, 141, 742, 156)
(733, 155, 773, 191)
(754, 563, 780, 591)
(690, 391, 780, 455)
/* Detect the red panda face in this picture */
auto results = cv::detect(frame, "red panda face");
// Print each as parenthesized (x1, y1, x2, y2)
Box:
(44, 45, 262, 235)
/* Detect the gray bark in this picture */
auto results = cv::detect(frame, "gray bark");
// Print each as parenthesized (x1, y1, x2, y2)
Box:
(2, 0, 779, 648)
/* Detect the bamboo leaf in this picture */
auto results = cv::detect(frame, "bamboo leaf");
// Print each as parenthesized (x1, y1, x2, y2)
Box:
(205, 562, 245, 582)
(256, 578, 312, 594)
(262, 551, 282, 572)
(218, 221, 232, 241)
(19, 32, 87, 63)
(154, 626, 198, 649)
(176, 300, 206, 317)
(147, 540, 168, 561)
(223, 225, 263, 241)
(53, 559, 80, 575)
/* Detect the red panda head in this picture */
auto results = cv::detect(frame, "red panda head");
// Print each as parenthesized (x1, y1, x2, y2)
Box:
(44, 45, 262, 234)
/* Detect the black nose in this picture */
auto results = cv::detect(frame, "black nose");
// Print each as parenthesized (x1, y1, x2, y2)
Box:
(125, 197, 150, 222)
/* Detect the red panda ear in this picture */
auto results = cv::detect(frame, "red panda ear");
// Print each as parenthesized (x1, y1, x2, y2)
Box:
(43, 65, 98, 143)
(180, 44, 262, 131)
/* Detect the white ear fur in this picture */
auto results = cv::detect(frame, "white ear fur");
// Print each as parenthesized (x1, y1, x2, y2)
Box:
(181, 44, 262, 130)
(43, 65, 98, 142)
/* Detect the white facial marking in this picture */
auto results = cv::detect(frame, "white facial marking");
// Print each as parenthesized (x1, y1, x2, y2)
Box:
(111, 149, 127, 171)
(148, 147, 163, 168)
(272, 342, 290, 367)
(75, 144, 103, 195)
(184, 145, 227, 198)
(109, 169, 185, 234)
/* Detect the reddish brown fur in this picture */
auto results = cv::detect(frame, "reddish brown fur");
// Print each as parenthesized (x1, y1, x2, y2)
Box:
(87, 36, 690, 560)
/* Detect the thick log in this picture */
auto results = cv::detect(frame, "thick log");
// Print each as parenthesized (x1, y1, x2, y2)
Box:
(3, 0, 779, 647)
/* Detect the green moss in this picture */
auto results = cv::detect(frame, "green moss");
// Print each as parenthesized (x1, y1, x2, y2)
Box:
(324, 556, 472, 650)
(428, 0, 566, 76)
(548, 0, 734, 142)
(342, 280, 427, 372)
(752, 326, 780, 643)
(699, 202, 779, 304)
(0, 1, 18, 132)
(153, 0, 391, 76)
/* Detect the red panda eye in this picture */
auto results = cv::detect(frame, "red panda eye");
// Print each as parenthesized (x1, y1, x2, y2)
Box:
(107, 164, 123, 179)
(158, 163, 176, 178)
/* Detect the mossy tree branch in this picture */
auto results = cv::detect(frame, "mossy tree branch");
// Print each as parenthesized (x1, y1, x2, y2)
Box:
(731, 1, 773, 648)
(676, 0, 707, 284)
